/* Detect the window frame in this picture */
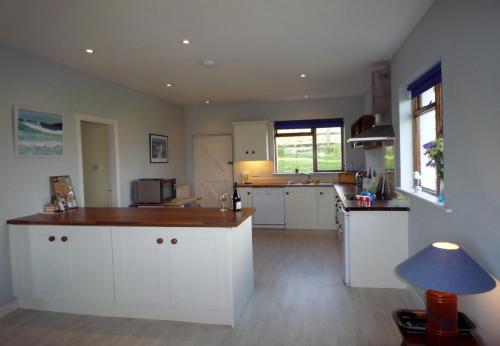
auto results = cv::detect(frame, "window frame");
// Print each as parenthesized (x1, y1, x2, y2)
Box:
(274, 125, 345, 173)
(412, 83, 442, 194)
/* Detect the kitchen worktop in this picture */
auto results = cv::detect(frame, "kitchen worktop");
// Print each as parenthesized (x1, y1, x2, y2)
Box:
(334, 183, 410, 211)
(237, 182, 336, 188)
(7, 207, 255, 228)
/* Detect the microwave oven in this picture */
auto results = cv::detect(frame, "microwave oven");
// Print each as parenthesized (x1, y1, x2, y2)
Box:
(133, 179, 176, 204)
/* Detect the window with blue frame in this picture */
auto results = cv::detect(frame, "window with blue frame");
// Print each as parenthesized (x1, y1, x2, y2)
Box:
(274, 118, 344, 173)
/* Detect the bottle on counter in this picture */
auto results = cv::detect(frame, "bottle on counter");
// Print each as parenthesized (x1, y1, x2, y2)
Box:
(232, 183, 242, 211)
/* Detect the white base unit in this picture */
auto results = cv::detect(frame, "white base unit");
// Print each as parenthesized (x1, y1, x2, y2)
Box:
(252, 188, 285, 227)
(9, 218, 254, 326)
(343, 211, 408, 289)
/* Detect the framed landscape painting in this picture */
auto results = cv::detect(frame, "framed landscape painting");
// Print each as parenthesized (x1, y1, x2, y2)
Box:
(150, 134, 168, 163)
(14, 106, 64, 157)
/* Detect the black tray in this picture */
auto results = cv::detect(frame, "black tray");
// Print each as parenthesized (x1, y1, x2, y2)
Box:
(393, 309, 476, 335)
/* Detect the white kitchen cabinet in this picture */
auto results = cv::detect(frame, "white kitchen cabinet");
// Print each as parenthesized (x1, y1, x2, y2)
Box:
(170, 229, 230, 311)
(112, 228, 171, 307)
(316, 187, 336, 227)
(252, 188, 285, 226)
(284, 187, 317, 228)
(10, 227, 62, 300)
(61, 227, 114, 303)
(239, 187, 253, 208)
(233, 121, 269, 161)
(9, 225, 114, 303)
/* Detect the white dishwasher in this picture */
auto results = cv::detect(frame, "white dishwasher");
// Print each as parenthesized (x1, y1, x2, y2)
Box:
(252, 188, 285, 228)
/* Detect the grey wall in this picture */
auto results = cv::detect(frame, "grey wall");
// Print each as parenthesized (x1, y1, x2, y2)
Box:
(184, 97, 366, 189)
(391, 0, 500, 343)
(0, 44, 185, 307)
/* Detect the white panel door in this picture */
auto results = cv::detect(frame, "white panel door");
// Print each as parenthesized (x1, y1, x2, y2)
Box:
(317, 188, 336, 227)
(61, 227, 114, 303)
(194, 135, 233, 207)
(112, 227, 170, 307)
(169, 229, 230, 311)
(252, 188, 285, 225)
(10, 227, 62, 299)
(284, 187, 317, 227)
(239, 188, 253, 208)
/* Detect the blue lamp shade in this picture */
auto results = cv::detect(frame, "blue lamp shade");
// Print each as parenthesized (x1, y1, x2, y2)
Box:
(396, 242, 496, 295)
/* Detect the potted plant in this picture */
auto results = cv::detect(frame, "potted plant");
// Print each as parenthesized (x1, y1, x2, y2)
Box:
(423, 138, 444, 203)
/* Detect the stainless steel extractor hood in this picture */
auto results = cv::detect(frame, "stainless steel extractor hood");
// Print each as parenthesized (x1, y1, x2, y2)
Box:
(347, 68, 395, 143)
(347, 122, 395, 143)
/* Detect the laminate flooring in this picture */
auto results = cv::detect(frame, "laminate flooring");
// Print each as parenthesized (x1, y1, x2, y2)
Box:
(0, 229, 422, 346)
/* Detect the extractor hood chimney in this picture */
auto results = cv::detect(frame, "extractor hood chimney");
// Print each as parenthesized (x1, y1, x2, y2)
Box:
(347, 68, 395, 143)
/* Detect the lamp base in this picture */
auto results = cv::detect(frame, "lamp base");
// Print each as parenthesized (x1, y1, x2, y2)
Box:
(426, 290, 458, 345)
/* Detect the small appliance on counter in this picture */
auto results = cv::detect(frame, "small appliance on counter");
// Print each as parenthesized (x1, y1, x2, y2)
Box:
(133, 178, 176, 204)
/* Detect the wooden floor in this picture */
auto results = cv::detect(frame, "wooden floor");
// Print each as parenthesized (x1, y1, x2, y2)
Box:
(0, 229, 421, 346)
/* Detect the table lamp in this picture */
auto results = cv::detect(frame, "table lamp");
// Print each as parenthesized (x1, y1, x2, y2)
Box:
(396, 242, 496, 341)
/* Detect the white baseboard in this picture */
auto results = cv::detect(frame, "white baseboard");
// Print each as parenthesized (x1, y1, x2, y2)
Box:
(0, 299, 18, 318)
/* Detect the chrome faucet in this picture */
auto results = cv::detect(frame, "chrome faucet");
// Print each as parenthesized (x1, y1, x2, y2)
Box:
(303, 172, 313, 184)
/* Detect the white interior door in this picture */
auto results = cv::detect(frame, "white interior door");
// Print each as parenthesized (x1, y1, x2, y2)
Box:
(194, 135, 233, 207)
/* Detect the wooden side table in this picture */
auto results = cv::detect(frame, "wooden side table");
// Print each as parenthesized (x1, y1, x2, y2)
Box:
(397, 324, 481, 346)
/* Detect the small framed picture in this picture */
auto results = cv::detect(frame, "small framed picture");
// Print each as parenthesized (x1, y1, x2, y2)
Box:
(150, 134, 168, 163)
(14, 105, 64, 157)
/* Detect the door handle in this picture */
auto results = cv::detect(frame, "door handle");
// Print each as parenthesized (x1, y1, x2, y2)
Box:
(227, 161, 234, 165)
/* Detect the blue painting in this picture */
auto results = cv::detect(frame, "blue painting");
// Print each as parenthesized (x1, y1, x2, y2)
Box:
(15, 107, 63, 156)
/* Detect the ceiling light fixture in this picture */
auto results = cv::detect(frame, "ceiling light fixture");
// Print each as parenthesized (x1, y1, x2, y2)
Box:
(166, 83, 173, 87)
(85, 49, 94, 54)
(300, 73, 307, 78)
(205, 100, 211, 104)
(182, 39, 191, 45)
(304, 95, 309, 98)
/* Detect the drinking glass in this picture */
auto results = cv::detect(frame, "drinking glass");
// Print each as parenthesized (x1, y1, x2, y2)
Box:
(219, 192, 229, 212)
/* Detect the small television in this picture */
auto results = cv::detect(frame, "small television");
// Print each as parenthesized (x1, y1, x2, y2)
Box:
(133, 179, 176, 204)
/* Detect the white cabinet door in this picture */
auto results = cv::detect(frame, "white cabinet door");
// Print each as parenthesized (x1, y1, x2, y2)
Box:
(252, 188, 285, 225)
(233, 121, 269, 161)
(112, 227, 170, 307)
(239, 187, 253, 208)
(170, 229, 230, 311)
(61, 227, 114, 303)
(10, 227, 62, 300)
(317, 188, 336, 227)
(284, 187, 317, 227)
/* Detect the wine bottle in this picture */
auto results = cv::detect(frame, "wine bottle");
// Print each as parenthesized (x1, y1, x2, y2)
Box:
(232, 183, 242, 211)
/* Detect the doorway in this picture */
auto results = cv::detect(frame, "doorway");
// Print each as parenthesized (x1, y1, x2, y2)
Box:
(193, 135, 233, 207)
(76, 114, 120, 207)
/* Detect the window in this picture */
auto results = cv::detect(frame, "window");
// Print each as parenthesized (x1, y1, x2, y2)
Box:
(409, 65, 443, 193)
(274, 119, 344, 173)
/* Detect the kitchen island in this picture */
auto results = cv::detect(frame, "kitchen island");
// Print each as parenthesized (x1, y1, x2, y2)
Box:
(7, 207, 255, 326)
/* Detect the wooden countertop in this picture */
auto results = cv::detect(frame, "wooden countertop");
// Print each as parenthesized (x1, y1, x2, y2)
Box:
(237, 182, 336, 188)
(7, 207, 255, 228)
(335, 183, 410, 211)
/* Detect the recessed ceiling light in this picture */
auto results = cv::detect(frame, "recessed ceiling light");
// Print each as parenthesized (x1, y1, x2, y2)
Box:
(182, 39, 191, 45)
(85, 48, 94, 54)
(304, 95, 309, 98)
(205, 100, 211, 104)
(300, 73, 307, 78)
(166, 83, 173, 87)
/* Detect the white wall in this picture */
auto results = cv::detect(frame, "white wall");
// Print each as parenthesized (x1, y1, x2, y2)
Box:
(0, 44, 185, 307)
(391, 1, 500, 344)
(184, 97, 365, 189)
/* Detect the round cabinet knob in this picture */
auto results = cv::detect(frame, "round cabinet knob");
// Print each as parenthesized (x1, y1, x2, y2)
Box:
(286, 192, 290, 195)
(245, 151, 249, 154)
(48, 236, 55, 242)
(247, 192, 251, 195)
(61, 236, 68, 242)
(156, 238, 164, 244)
(251, 150, 255, 154)
(171, 238, 178, 245)
(320, 192, 324, 195)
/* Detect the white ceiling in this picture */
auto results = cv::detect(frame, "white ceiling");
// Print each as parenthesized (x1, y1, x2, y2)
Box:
(0, 0, 433, 106)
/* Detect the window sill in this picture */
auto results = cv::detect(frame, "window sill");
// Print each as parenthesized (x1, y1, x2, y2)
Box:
(396, 187, 452, 213)
(272, 172, 344, 176)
